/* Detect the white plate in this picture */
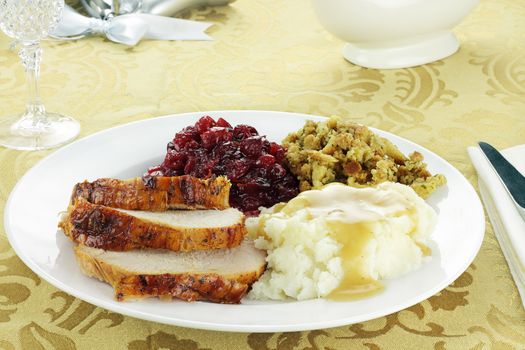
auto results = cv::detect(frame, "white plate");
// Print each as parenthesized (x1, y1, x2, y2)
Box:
(4, 111, 485, 333)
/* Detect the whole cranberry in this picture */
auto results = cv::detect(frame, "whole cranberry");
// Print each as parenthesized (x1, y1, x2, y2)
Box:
(204, 128, 233, 150)
(213, 141, 236, 158)
(233, 125, 258, 140)
(195, 159, 216, 178)
(163, 151, 186, 170)
(269, 142, 286, 162)
(225, 159, 251, 181)
(269, 163, 287, 180)
(268, 142, 280, 155)
(182, 125, 197, 134)
(173, 132, 195, 149)
(256, 154, 275, 168)
(195, 116, 216, 134)
(216, 117, 232, 128)
(240, 136, 265, 158)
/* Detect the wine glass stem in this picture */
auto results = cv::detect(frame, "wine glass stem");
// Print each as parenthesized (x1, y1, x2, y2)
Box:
(18, 42, 47, 122)
(112, 0, 120, 16)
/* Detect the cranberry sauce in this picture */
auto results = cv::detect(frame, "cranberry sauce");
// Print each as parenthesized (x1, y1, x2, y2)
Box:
(146, 116, 299, 215)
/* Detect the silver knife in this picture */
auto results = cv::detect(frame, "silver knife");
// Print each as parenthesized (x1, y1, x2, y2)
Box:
(478, 141, 525, 221)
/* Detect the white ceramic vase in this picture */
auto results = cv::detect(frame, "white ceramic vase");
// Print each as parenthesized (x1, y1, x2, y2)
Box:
(312, 0, 479, 69)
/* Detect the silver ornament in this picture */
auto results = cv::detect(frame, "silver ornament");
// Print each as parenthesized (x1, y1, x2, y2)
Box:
(81, 0, 235, 18)
(141, 0, 236, 16)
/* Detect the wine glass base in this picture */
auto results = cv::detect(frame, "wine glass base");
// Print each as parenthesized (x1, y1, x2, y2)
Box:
(0, 113, 80, 151)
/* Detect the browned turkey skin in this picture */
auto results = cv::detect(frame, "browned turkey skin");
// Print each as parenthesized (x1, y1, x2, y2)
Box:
(75, 245, 265, 304)
(71, 175, 231, 211)
(59, 198, 246, 252)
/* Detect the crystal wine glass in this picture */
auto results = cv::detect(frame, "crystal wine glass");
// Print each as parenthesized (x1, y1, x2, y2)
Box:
(0, 0, 80, 150)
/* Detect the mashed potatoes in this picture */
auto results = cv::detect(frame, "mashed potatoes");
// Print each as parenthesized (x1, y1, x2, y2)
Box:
(247, 182, 437, 301)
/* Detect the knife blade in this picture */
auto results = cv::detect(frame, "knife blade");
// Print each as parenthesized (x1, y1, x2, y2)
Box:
(478, 142, 525, 220)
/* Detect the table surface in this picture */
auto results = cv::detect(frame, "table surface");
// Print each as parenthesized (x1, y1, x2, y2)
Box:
(1, 0, 524, 348)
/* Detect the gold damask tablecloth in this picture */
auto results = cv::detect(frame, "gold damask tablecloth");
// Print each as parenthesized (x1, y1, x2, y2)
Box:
(0, 0, 524, 348)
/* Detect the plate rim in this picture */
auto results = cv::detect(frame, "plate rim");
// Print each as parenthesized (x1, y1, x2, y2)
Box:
(4, 110, 486, 332)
